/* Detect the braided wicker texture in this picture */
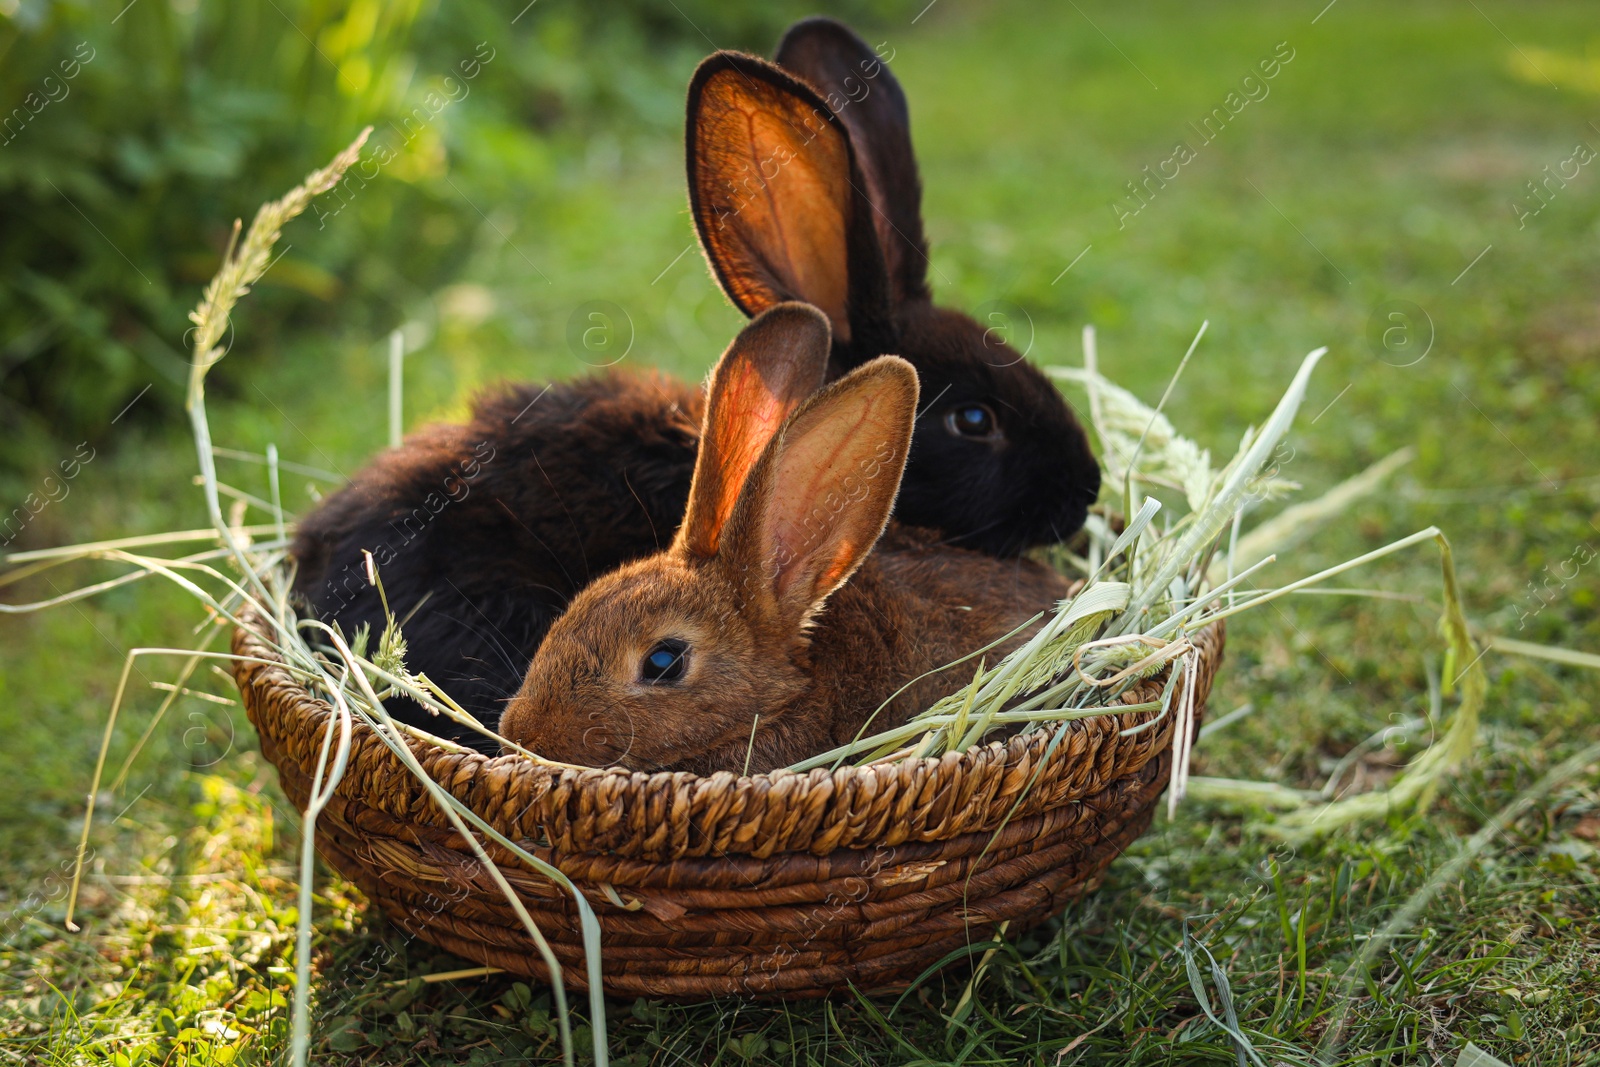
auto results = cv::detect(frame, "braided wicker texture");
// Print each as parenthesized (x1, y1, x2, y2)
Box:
(232, 614, 1223, 998)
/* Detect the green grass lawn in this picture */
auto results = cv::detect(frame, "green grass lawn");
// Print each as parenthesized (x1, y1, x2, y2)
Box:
(4, 0, 1600, 1063)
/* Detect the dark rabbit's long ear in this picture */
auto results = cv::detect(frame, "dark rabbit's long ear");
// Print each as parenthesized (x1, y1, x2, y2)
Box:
(687, 52, 893, 351)
(676, 303, 832, 560)
(776, 18, 930, 306)
(721, 356, 917, 630)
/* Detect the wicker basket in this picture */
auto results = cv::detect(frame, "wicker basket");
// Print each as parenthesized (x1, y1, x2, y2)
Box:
(231, 612, 1223, 999)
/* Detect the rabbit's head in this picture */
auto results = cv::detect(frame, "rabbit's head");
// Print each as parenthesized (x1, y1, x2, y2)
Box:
(498, 303, 918, 772)
(686, 22, 1100, 557)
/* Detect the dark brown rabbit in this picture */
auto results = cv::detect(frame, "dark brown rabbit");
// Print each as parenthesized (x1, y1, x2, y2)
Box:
(292, 18, 1095, 749)
(689, 19, 1100, 555)
(498, 304, 1069, 774)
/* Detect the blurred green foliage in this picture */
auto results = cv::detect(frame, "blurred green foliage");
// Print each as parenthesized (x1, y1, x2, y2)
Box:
(0, 0, 904, 475)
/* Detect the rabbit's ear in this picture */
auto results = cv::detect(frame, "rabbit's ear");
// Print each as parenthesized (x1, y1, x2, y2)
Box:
(677, 303, 833, 560)
(724, 356, 917, 628)
(776, 18, 930, 306)
(687, 52, 892, 349)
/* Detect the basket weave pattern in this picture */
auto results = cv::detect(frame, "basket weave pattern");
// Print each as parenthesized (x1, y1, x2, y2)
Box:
(232, 614, 1223, 998)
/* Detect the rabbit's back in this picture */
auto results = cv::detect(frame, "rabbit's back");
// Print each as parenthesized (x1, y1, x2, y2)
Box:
(291, 370, 702, 744)
(805, 528, 1072, 747)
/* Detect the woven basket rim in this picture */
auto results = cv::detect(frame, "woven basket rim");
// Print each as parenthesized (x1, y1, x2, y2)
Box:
(233, 608, 1224, 861)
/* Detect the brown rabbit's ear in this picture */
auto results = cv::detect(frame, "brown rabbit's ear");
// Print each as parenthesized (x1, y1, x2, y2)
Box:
(724, 356, 918, 627)
(687, 52, 891, 348)
(776, 18, 930, 306)
(677, 303, 833, 559)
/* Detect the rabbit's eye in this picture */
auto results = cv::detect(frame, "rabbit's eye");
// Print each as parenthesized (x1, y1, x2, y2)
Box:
(945, 403, 999, 440)
(639, 639, 688, 685)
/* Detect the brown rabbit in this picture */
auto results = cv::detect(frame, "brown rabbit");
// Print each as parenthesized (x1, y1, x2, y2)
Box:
(498, 303, 1070, 774)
